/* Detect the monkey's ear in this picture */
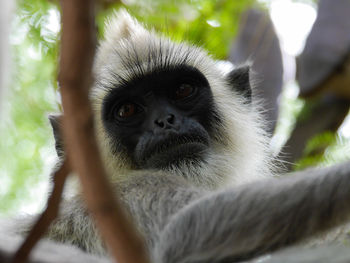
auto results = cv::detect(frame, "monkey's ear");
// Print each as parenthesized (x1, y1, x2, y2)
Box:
(48, 114, 64, 158)
(226, 65, 252, 104)
(105, 9, 147, 43)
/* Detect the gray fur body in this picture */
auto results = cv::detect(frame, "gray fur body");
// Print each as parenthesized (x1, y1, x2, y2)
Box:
(43, 162, 350, 263)
(7, 10, 350, 263)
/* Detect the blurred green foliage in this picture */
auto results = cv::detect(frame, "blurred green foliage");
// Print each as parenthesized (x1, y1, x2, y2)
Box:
(97, 0, 259, 59)
(0, 0, 59, 215)
(296, 131, 350, 170)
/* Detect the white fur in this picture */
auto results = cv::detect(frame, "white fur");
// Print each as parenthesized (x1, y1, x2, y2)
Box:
(91, 10, 273, 189)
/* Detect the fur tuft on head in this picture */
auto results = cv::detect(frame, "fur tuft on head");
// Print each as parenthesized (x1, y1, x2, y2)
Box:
(94, 10, 148, 71)
(91, 10, 274, 189)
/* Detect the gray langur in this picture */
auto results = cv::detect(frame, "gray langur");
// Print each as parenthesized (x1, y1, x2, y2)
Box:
(11, 10, 350, 263)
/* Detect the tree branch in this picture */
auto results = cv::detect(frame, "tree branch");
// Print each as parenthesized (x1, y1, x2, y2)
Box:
(58, 1, 149, 262)
(12, 160, 70, 263)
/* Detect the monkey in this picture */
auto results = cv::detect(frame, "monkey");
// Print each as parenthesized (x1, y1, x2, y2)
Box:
(5, 10, 350, 263)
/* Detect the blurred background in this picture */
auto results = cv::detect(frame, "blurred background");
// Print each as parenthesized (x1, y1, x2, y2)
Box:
(1, 0, 349, 216)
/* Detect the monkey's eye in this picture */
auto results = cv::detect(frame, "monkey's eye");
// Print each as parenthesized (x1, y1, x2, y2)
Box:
(174, 84, 196, 100)
(115, 102, 138, 119)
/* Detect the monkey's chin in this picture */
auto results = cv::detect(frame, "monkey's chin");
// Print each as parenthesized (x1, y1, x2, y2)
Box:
(143, 142, 208, 169)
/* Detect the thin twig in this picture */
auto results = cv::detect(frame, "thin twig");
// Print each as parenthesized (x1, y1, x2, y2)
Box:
(12, 160, 70, 263)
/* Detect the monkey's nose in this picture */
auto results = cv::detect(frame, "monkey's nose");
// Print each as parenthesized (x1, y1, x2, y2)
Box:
(154, 114, 175, 129)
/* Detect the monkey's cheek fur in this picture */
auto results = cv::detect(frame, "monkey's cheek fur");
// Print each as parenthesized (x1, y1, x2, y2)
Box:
(140, 142, 209, 169)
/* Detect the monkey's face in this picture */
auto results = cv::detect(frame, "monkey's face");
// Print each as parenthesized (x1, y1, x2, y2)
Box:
(91, 11, 271, 188)
(101, 65, 221, 170)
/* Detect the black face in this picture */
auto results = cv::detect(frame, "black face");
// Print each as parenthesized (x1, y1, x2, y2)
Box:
(101, 65, 220, 169)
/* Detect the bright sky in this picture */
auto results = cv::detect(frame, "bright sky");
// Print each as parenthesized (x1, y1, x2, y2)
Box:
(269, 0, 317, 56)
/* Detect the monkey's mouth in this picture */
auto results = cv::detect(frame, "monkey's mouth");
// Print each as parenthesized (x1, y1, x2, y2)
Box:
(137, 133, 210, 169)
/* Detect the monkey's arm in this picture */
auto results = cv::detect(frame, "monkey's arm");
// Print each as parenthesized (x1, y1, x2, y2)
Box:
(154, 161, 350, 263)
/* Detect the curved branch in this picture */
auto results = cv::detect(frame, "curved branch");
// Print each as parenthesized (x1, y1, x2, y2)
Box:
(58, 1, 149, 262)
